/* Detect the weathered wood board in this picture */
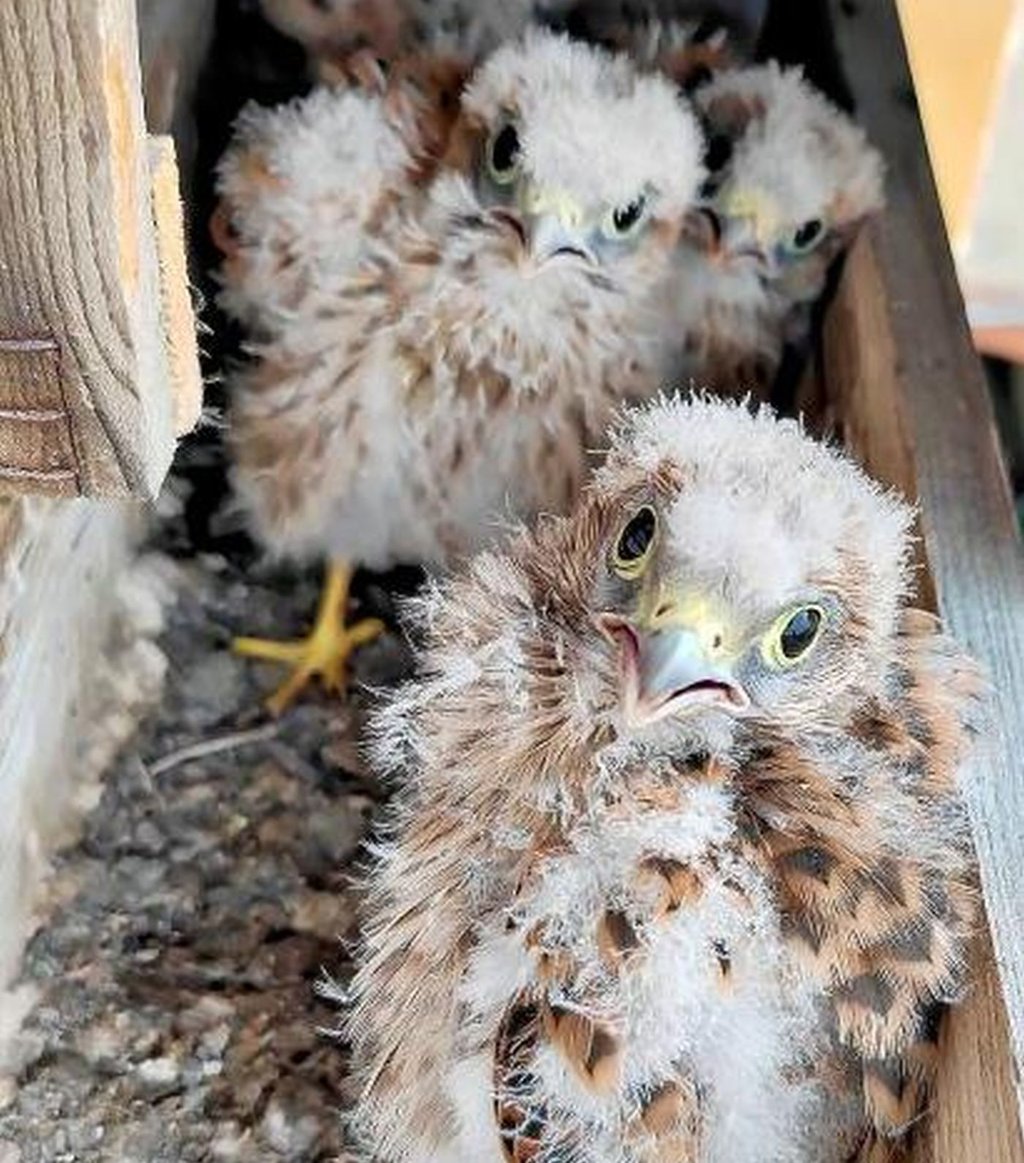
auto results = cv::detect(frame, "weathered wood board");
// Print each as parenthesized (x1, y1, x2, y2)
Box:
(0, 1, 202, 498)
(818, 1, 1024, 1158)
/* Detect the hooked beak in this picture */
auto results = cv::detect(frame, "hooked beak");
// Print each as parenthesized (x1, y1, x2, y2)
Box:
(705, 190, 778, 269)
(518, 182, 596, 267)
(597, 611, 749, 728)
(525, 213, 596, 266)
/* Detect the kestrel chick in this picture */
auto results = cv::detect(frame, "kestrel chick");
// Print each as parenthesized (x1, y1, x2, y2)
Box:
(258, 0, 409, 63)
(215, 31, 705, 709)
(667, 63, 885, 394)
(348, 395, 982, 1163)
(258, 0, 562, 84)
(559, 2, 738, 92)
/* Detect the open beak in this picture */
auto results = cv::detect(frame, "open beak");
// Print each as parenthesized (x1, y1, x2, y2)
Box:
(518, 183, 596, 267)
(597, 612, 750, 728)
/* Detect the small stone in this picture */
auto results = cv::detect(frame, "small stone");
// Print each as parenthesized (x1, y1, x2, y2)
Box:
(135, 1055, 182, 1098)
(177, 995, 236, 1036)
(210, 1122, 250, 1161)
(132, 819, 166, 855)
(0, 1076, 15, 1111)
(260, 1088, 321, 1157)
(287, 890, 353, 939)
(199, 1023, 231, 1059)
(179, 652, 247, 728)
(131, 1028, 161, 1058)
(0, 1140, 22, 1163)
(76, 1022, 124, 1070)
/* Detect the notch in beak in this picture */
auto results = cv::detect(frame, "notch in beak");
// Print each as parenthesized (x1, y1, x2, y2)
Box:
(597, 613, 750, 728)
(525, 213, 595, 265)
(518, 183, 596, 266)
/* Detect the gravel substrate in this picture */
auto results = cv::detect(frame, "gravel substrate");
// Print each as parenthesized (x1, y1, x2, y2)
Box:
(0, 486, 412, 1162)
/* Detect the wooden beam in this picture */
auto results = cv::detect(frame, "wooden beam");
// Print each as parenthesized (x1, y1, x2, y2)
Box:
(0, 1, 200, 498)
(148, 137, 204, 437)
(821, 0, 1024, 1156)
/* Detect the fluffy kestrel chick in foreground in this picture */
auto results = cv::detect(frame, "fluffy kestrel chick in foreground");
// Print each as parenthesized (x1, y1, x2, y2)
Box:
(667, 63, 885, 394)
(347, 395, 983, 1163)
(216, 32, 704, 710)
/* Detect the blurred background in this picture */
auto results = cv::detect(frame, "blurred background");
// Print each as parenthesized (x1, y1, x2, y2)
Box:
(899, 0, 1024, 525)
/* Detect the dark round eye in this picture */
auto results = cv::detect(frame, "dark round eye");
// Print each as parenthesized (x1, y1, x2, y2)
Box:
(488, 123, 522, 183)
(790, 218, 824, 252)
(704, 133, 733, 173)
(779, 607, 822, 660)
(614, 505, 657, 573)
(605, 194, 648, 239)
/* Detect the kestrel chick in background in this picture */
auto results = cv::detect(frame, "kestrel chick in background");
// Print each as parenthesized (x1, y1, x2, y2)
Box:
(559, 1, 739, 92)
(214, 31, 705, 711)
(347, 395, 982, 1163)
(666, 63, 885, 395)
(258, 0, 408, 64)
(258, 0, 563, 85)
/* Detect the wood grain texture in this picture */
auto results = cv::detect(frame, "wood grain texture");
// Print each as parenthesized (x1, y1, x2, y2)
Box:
(822, 0, 1024, 1156)
(0, 1, 195, 497)
(148, 137, 203, 437)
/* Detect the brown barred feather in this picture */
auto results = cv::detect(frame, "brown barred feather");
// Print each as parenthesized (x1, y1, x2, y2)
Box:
(346, 400, 983, 1162)
(628, 1078, 703, 1163)
(736, 608, 982, 1154)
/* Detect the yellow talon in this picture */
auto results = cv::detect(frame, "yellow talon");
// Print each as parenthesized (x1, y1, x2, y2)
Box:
(234, 560, 384, 716)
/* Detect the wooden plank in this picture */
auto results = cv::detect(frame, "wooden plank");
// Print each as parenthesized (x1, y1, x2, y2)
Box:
(0, 2, 197, 497)
(0, 341, 79, 496)
(819, 0, 1024, 1156)
(0, 498, 141, 983)
(148, 137, 204, 437)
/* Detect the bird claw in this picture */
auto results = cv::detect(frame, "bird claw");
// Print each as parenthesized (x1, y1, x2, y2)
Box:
(233, 562, 385, 715)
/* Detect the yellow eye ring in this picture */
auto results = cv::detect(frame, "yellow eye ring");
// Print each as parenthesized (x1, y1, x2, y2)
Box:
(762, 605, 825, 668)
(612, 505, 658, 579)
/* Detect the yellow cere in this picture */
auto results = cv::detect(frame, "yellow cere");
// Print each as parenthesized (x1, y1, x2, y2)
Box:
(520, 182, 587, 230)
(720, 188, 782, 246)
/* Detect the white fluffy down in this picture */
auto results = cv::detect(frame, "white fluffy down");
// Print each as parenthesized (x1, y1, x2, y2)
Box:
(464, 29, 705, 214)
(699, 62, 885, 224)
(599, 394, 914, 619)
(443, 784, 856, 1163)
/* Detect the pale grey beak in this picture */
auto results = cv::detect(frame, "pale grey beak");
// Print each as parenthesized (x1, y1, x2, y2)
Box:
(599, 615, 749, 727)
(631, 627, 749, 725)
(525, 212, 596, 266)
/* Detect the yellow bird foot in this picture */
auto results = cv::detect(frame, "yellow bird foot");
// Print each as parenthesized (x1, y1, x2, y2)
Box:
(233, 561, 384, 716)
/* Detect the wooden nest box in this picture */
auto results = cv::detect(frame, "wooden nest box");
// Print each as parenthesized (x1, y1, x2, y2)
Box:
(0, 2, 1021, 1159)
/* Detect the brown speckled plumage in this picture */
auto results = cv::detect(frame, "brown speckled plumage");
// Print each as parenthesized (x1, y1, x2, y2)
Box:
(346, 397, 983, 1163)
(214, 32, 704, 570)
